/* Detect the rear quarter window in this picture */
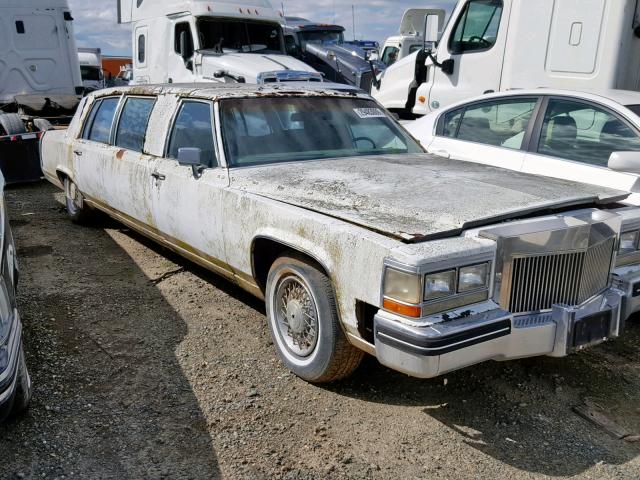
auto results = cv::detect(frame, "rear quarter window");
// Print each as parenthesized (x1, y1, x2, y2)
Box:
(115, 97, 156, 152)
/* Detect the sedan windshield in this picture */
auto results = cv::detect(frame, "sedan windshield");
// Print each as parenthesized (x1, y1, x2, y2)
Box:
(221, 97, 424, 167)
(198, 18, 284, 54)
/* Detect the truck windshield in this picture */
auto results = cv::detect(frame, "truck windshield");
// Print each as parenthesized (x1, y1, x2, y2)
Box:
(81, 66, 102, 81)
(197, 18, 284, 54)
(299, 30, 344, 48)
(221, 97, 424, 167)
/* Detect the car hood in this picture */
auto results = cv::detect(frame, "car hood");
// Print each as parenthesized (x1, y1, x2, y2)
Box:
(229, 154, 629, 242)
(200, 52, 319, 82)
(305, 43, 386, 73)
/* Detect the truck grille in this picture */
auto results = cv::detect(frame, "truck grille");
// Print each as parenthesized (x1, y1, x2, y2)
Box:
(506, 238, 615, 314)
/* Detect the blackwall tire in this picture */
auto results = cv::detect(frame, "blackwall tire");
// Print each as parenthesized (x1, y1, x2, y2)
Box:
(266, 255, 364, 383)
(10, 346, 32, 417)
(64, 177, 92, 224)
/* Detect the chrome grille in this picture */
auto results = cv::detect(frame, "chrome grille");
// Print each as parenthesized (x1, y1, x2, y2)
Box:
(507, 238, 615, 314)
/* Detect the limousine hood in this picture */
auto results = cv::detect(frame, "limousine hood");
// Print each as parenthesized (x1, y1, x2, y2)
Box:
(229, 154, 629, 242)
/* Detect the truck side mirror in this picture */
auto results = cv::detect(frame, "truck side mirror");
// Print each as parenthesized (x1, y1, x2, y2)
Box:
(423, 14, 440, 48)
(178, 147, 205, 178)
(608, 151, 640, 174)
(441, 58, 455, 75)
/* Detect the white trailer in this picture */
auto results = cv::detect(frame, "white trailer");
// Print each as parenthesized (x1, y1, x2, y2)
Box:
(78, 47, 105, 93)
(373, 0, 640, 118)
(117, 0, 323, 85)
(0, 0, 83, 183)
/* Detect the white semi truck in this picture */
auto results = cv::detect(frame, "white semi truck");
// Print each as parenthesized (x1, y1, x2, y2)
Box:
(78, 47, 105, 93)
(373, 0, 640, 118)
(0, 0, 83, 183)
(117, 0, 323, 84)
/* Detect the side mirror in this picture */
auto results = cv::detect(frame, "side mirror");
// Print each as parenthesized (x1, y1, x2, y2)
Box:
(608, 151, 640, 174)
(423, 14, 440, 48)
(441, 58, 455, 75)
(178, 147, 205, 178)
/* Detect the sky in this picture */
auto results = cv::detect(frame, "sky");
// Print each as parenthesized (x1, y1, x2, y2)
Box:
(69, 0, 455, 57)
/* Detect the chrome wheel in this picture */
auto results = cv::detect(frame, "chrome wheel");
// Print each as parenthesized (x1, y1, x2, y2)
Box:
(274, 274, 319, 358)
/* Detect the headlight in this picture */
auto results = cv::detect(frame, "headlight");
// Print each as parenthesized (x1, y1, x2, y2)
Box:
(458, 263, 489, 293)
(424, 270, 456, 301)
(619, 231, 639, 256)
(383, 268, 422, 305)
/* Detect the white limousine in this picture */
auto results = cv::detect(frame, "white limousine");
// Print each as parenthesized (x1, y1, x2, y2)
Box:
(41, 83, 640, 383)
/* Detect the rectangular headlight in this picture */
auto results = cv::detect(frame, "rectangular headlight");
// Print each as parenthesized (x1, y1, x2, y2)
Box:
(619, 231, 639, 256)
(458, 263, 489, 293)
(424, 270, 456, 301)
(383, 268, 422, 305)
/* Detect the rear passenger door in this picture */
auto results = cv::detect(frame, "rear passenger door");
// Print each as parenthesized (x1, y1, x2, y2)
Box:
(429, 97, 540, 171)
(149, 100, 229, 264)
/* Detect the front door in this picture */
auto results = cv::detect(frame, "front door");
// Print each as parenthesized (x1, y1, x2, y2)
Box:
(421, 0, 509, 114)
(149, 100, 229, 266)
(523, 97, 640, 204)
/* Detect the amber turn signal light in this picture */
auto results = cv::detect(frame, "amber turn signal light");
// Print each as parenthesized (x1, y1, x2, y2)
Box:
(383, 299, 422, 318)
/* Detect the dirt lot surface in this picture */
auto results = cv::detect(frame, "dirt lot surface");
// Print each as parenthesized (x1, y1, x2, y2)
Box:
(1, 182, 640, 479)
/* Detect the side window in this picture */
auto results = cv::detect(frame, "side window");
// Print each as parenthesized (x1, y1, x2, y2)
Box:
(447, 99, 537, 149)
(15, 21, 25, 34)
(409, 44, 423, 55)
(138, 34, 146, 64)
(538, 99, 640, 167)
(381, 46, 400, 66)
(86, 98, 120, 144)
(115, 97, 156, 152)
(174, 22, 194, 59)
(167, 101, 217, 168)
(450, 0, 503, 54)
(441, 108, 464, 138)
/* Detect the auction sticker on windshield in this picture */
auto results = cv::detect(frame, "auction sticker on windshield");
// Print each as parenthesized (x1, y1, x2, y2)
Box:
(354, 108, 386, 119)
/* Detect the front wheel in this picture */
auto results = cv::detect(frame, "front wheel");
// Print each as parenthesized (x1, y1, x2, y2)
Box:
(266, 255, 364, 383)
(64, 177, 92, 224)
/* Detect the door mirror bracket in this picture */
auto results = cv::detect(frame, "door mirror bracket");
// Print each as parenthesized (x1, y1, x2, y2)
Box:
(178, 147, 206, 179)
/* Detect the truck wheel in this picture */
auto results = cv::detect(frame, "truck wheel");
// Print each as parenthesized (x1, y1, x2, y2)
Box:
(266, 255, 364, 383)
(64, 177, 92, 223)
(0, 113, 27, 136)
(10, 346, 32, 416)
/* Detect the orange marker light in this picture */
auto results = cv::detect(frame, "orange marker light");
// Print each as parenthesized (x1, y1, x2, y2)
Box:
(383, 299, 422, 318)
(418, 96, 427, 104)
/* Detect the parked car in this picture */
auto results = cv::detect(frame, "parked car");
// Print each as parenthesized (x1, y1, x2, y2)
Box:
(41, 84, 640, 382)
(405, 89, 640, 204)
(0, 172, 32, 422)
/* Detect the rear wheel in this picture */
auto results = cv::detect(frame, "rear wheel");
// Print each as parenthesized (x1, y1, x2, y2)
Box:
(266, 255, 364, 383)
(0, 113, 27, 136)
(64, 177, 92, 224)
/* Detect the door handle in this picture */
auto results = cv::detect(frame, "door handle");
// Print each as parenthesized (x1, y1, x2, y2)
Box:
(151, 172, 166, 181)
(73, 150, 83, 156)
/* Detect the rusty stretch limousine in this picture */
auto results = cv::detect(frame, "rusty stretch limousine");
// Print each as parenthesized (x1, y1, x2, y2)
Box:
(41, 83, 640, 383)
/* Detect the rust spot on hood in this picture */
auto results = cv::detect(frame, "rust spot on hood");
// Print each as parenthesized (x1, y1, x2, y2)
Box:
(116, 149, 125, 160)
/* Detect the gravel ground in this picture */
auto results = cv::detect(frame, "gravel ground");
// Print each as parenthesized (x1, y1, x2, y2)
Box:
(1, 181, 639, 479)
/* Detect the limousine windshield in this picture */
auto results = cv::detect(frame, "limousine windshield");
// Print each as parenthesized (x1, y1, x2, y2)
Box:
(220, 97, 423, 167)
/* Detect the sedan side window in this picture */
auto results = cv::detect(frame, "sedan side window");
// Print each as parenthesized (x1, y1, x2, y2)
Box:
(85, 97, 120, 144)
(115, 97, 156, 153)
(442, 99, 537, 149)
(538, 99, 640, 167)
(167, 101, 217, 168)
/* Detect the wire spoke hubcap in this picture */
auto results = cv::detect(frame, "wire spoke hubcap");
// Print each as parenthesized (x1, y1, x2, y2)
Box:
(275, 275, 319, 358)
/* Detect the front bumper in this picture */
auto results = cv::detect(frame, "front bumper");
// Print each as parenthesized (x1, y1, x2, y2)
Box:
(613, 265, 640, 320)
(0, 312, 22, 420)
(374, 288, 624, 379)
